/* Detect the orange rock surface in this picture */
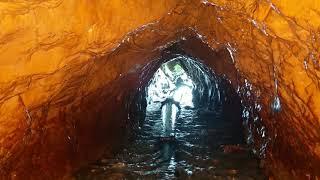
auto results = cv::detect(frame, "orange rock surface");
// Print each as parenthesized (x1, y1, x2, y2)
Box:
(0, 0, 319, 179)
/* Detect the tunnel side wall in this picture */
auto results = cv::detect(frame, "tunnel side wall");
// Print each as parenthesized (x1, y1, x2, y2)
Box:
(0, 0, 319, 179)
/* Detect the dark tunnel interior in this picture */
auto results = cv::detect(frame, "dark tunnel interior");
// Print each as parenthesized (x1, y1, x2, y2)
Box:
(75, 46, 265, 179)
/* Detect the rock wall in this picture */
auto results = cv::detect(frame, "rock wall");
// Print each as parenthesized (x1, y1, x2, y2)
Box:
(0, 0, 319, 179)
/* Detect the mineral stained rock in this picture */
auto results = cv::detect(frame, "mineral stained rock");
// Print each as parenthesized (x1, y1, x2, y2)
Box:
(0, 0, 319, 179)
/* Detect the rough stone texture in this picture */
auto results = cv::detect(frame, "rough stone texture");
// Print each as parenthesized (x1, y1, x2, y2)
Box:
(0, 0, 319, 179)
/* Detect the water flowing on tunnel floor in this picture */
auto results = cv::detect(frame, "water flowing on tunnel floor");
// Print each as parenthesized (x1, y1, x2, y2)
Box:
(75, 102, 265, 179)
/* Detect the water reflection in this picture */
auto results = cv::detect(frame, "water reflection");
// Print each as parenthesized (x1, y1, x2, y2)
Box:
(75, 102, 265, 179)
(161, 99, 179, 137)
(158, 99, 180, 177)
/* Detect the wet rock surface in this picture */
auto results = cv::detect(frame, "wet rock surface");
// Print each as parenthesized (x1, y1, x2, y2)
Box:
(0, 0, 319, 179)
(75, 103, 264, 179)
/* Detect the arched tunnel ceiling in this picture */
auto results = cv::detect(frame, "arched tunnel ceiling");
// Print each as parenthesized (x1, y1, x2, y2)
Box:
(0, 0, 319, 179)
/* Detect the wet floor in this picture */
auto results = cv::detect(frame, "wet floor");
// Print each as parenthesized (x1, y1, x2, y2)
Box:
(75, 103, 265, 180)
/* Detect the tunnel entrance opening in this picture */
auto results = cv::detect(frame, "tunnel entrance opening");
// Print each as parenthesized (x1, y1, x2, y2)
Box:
(75, 52, 265, 179)
(146, 59, 195, 109)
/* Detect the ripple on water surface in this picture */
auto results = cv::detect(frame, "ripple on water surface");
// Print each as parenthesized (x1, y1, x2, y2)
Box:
(75, 103, 265, 179)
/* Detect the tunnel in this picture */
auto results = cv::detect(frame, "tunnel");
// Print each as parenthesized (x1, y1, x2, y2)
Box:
(0, 0, 320, 179)
(75, 46, 262, 179)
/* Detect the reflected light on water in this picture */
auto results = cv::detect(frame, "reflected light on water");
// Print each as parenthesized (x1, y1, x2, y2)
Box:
(161, 104, 178, 137)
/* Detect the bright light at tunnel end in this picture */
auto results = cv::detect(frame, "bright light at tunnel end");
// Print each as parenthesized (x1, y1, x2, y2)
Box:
(146, 59, 195, 109)
(173, 85, 194, 108)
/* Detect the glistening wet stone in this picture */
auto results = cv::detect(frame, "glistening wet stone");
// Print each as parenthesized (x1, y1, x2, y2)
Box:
(75, 103, 265, 179)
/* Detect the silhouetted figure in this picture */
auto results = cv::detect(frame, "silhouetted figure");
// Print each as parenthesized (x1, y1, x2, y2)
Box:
(159, 98, 180, 142)
(175, 77, 184, 87)
(160, 98, 180, 110)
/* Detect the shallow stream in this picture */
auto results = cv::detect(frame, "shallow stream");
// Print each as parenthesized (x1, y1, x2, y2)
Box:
(76, 102, 265, 179)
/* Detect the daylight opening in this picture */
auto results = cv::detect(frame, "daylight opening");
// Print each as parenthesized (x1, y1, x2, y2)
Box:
(147, 59, 195, 108)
